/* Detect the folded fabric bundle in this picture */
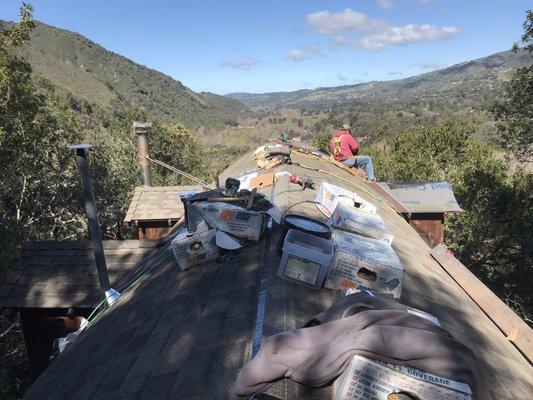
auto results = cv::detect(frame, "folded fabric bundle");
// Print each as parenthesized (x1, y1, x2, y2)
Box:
(303, 290, 408, 327)
(234, 293, 491, 399)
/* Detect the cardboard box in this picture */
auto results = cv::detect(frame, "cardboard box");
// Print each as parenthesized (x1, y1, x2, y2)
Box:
(330, 202, 393, 244)
(326, 230, 403, 298)
(171, 227, 219, 270)
(333, 355, 473, 400)
(187, 201, 265, 241)
(316, 182, 377, 217)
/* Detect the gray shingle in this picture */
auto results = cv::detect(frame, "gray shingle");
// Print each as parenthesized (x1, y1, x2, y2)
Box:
(0, 240, 159, 309)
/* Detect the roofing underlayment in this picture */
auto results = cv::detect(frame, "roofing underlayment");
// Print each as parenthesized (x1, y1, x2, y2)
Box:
(19, 149, 533, 400)
(378, 181, 461, 213)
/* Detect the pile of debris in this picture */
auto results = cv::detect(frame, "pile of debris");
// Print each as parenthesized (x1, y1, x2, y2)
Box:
(171, 177, 280, 269)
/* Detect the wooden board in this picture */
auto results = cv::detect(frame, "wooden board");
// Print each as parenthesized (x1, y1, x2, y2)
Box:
(249, 172, 276, 189)
(366, 181, 411, 215)
(328, 156, 366, 179)
(409, 215, 445, 248)
(430, 244, 533, 363)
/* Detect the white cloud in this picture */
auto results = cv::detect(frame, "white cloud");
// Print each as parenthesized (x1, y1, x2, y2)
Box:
(388, 71, 403, 76)
(411, 61, 446, 70)
(359, 24, 460, 51)
(306, 8, 460, 52)
(377, 0, 394, 10)
(221, 57, 259, 70)
(284, 45, 321, 62)
(306, 9, 386, 34)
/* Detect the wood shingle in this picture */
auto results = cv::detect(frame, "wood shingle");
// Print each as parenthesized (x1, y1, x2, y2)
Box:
(124, 185, 205, 223)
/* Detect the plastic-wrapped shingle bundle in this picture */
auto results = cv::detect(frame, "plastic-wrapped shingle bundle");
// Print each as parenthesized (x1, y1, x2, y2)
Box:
(315, 182, 377, 216)
(186, 201, 266, 241)
(171, 222, 219, 270)
(333, 355, 474, 399)
(329, 202, 393, 244)
(326, 229, 403, 297)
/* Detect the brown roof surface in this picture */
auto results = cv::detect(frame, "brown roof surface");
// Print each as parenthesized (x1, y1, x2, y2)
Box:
(20, 149, 533, 400)
(0, 240, 158, 309)
(124, 185, 205, 223)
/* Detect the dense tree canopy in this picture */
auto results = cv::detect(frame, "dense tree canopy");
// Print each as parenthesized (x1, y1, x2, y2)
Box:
(367, 123, 532, 321)
(492, 10, 533, 162)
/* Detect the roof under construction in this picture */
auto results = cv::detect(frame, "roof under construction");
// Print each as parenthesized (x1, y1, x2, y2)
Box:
(19, 148, 533, 400)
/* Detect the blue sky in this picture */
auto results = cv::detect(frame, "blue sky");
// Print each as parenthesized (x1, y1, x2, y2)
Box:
(0, 1, 530, 94)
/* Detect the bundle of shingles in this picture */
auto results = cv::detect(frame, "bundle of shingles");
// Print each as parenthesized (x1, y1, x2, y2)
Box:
(170, 181, 279, 270)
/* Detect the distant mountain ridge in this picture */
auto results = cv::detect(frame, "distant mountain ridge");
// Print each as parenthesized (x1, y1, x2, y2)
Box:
(5, 21, 249, 128)
(226, 50, 532, 109)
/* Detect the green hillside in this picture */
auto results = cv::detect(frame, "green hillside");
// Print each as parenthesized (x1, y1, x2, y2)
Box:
(8, 21, 249, 128)
(227, 49, 532, 110)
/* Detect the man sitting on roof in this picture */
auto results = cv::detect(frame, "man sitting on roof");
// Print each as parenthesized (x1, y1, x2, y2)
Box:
(330, 124, 376, 181)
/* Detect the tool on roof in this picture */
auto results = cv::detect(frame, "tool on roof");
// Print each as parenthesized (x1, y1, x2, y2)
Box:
(247, 188, 258, 210)
(289, 174, 314, 190)
(222, 177, 241, 196)
(277, 212, 331, 255)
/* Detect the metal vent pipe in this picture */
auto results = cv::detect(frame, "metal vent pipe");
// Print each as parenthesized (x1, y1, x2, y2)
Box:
(133, 122, 152, 186)
(68, 144, 120, 305)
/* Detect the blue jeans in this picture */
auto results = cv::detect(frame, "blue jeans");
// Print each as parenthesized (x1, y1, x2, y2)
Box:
(342, 155, 375, 180)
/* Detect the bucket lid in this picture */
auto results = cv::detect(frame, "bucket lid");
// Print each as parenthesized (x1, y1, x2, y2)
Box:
(282, 214, 331, 238)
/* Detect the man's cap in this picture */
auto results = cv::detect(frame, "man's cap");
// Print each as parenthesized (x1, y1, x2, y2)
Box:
(341, 124, 351, 130)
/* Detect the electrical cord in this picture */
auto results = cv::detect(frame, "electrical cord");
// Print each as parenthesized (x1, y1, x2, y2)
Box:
(84, 241, 174, 327)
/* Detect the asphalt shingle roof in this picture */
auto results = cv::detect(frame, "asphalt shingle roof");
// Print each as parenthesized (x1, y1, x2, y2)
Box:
(0, 240, 158, 309)
(18, 149, 533, 400)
